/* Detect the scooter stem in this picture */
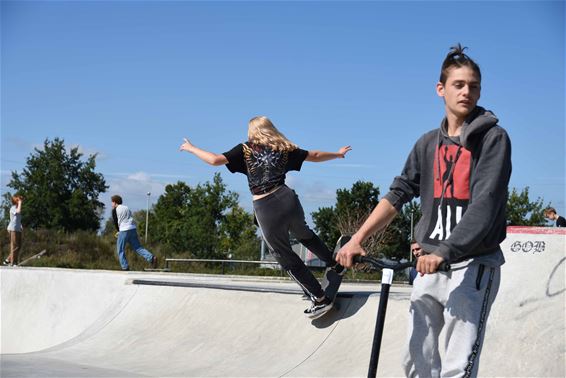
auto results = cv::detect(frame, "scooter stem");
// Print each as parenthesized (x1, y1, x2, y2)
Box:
(367, 268, 394, 378)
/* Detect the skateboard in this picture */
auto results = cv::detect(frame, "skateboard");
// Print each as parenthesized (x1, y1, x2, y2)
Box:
(321, 235, 351, 306)
(18, 249, 47, 266)
(305, 235, 351, 319)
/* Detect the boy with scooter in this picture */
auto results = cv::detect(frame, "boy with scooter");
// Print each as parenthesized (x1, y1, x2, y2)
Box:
(337, 44, 512, 377)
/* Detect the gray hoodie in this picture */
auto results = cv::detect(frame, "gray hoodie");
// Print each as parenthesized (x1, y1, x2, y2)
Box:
(384, 107, 512, 265)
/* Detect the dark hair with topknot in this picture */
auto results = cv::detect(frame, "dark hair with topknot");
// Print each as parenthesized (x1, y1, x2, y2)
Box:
(439, 43, 481, 85)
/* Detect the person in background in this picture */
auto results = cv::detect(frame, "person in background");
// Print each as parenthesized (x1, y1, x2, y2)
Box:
(543, 207, 566, 227)
(408, 240, 422, 285)
(111, 195, 158, 271)
(4, 195, 23, 266)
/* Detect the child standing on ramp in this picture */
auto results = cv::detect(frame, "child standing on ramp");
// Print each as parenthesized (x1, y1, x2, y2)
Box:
(180, 116, 350, 319)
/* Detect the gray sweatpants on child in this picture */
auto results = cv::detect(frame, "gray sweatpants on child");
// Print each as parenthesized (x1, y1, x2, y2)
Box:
(253, 185, 334, 300)
(403, 263, 501, 378)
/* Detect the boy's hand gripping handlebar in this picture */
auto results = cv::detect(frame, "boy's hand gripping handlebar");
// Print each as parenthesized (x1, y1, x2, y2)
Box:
(352, 255, 451, 272)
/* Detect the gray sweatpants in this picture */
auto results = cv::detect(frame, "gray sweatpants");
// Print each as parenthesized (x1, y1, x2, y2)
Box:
(253, 185, 334, 300)
(403, 263, 500, 378)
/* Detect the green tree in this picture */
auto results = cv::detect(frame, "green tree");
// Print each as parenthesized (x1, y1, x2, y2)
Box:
(312, 181, 380, 248)
(311, 207, 339, 249)
(379, 200, 421, 260)
(101, 216, 116, 237)
(149, 173, 258, 259)
(506, 187, 548, 226)
(2, 138, 107, 232)
(312, 180, 422, 260)
(219, 207, 260, 260)
(132, 209, 148, 240)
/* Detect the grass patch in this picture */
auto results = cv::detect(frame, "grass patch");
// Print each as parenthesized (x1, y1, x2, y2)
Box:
(1, 229, 406, 282)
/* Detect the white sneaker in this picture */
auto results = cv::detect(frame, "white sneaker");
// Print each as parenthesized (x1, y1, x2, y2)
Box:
(304, 297, 333, 319)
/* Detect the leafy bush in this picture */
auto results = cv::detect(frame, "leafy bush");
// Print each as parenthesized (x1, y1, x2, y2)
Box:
(0, 228, 401, 282)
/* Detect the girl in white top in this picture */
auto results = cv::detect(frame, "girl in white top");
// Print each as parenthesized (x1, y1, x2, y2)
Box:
(5, 195, 23, 266)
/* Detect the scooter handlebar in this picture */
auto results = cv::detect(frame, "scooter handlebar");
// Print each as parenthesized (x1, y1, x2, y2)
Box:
(353, 255, 451, 272)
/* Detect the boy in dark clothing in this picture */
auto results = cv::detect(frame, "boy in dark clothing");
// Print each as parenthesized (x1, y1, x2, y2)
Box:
(544, 207, 566, 227)
(337, 44, 512, 377)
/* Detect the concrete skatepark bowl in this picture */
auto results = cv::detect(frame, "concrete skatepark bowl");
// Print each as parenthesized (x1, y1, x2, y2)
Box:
(1, 227, 564, 377)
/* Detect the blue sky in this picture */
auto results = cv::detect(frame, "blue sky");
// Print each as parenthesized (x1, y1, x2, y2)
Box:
(1, 1, 564, 228)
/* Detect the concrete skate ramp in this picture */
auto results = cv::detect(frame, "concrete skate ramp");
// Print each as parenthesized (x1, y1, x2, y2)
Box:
(1, 227, 564, 377)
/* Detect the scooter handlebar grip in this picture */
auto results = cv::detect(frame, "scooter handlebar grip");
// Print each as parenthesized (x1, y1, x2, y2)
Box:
(438, 261, 451, 271)
(353, 255, 365, 264)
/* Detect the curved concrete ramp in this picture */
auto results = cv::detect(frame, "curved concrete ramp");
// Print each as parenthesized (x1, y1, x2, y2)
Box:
(1, 227, 564, 377)
(1, 269, 397, 377)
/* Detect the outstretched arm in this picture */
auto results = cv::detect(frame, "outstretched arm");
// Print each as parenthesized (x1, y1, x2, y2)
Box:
(180, 138, 228, 166)
(305, 145, 352, 162)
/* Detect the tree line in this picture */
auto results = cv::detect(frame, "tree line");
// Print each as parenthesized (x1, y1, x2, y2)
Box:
(1, 138, 552, 261)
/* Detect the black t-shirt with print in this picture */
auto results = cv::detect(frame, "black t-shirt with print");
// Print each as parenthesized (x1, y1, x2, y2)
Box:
(223, 142, 308, 195)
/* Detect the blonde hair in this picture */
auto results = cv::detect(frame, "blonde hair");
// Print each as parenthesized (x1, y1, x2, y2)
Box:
(248, 116, 297, 151)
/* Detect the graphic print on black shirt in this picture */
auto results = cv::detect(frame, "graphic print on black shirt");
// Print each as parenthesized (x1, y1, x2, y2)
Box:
(223, 143, 308, 195)
(243, 143, 290, 194)
(426, 143, 472, 244)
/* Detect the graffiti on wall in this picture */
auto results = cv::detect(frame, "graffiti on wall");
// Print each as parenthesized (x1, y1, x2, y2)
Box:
(509, 240, 546, 254)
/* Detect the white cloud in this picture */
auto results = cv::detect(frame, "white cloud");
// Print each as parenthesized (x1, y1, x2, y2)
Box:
(100, 171, 167, 222)
(280, 175, 337, 226)
(323, 163, 376, 169)
(126, 172, 151, 182)
(104, 171, 192, 180)
(107, 172, 165, 201)
(285, 175, 336, 203)
(70, 144, 107, 160)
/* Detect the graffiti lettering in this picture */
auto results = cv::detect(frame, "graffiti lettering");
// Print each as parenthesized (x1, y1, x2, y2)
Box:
(510, 241, 545, 254)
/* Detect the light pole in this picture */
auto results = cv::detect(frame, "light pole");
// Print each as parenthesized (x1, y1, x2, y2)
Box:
(145, 192, 151, 243)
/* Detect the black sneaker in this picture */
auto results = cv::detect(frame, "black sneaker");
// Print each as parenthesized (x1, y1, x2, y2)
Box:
(3, 259, 11, 266)
(304, 296, 333, 319)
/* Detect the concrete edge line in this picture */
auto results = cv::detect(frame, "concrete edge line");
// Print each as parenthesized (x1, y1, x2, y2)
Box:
(130, 279, 358, 298)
